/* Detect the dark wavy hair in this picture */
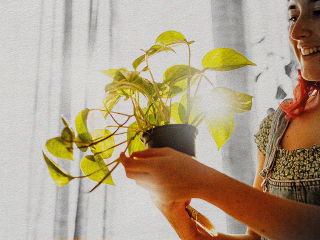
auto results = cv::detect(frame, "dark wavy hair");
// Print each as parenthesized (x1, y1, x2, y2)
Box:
(280, 70, 320, 120)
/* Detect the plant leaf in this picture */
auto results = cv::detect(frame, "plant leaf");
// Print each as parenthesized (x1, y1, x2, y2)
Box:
(205, 112, 234, 150)
(74, 136, 89, 152)
(107, 69, 155, 98)
(46, 137, 73, 160)
(170, 102, 185, 124)
(105, 81, 152, 103)
(127, 122, 146, 155)
(101, 92, 121, 119)
(100, 69, 118, 79)
(163, 65, 199, 84)
(177, 94, 204, 126)
(90, 129, 115, 159)
(80, 155, 115, 185)
(60, 116, 75, 150)
(133, 55, 146, 71)
(132, 45, 175, 70)
(155, 30, 186, 46)
(61, 116, 73, 129)
(43, 152, 74, 186)
(75, 108, 92, 143)
(202, 48, 256, 71)
(119, 69, 140, 82)
(208, 88, 253, 113)
(163, 65, 199, 97)
(188, 96, 206, 127)
(61, 127, 73, 151)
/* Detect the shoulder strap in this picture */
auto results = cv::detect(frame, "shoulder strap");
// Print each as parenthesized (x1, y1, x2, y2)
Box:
(259, 105, 289, 181)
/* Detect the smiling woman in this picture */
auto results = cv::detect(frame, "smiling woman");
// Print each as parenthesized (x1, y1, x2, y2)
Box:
(1, 0, 300, 239)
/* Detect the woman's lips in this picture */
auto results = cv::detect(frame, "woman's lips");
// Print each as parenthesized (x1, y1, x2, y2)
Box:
(301, 47, 320, 56)
(301, 50, 320, 61)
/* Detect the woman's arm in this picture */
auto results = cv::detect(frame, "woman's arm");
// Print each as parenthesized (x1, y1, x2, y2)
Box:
(121, 149, 320, 240)
(121, 150, 262, 239)
(152, 198, 261, 240)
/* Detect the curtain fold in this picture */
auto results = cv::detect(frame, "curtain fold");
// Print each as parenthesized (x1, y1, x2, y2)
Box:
(210, 0, 254, 234)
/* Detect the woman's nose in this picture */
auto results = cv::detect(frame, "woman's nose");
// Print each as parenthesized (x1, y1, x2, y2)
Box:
(290, 16, 312, 40)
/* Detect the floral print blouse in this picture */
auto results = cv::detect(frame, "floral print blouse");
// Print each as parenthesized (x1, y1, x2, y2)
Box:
(254, 112, 320, 180)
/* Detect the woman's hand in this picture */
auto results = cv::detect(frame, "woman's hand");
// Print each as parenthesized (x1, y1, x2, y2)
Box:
(119, 147, 211, 203)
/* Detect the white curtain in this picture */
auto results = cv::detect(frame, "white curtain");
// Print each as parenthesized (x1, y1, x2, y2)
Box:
(1, 0, 296, 239)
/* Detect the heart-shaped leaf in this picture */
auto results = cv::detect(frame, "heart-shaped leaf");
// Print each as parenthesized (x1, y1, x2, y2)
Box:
(155, 31, 186, 46)
(202, 48, 256, 71)
(75, 108, 92, 143)
(133, 55, 146, 71)
(46, 137, 73, 160)
(208, 88, 253, 113)
(80, 155, 114, 185)
(163, 65, 199, 85)
(43, 152, 74, 186)
(100, 69, 118, 79)
(205, 112, 234, 150)
(163, 65, 200, 97)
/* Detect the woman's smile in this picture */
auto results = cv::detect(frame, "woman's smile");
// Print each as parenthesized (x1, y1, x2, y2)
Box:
(299, 46, 320, 61)
(300, 46, 320, 55)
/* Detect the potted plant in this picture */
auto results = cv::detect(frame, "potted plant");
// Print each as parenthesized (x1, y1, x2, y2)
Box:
(42, 30, 255, 235)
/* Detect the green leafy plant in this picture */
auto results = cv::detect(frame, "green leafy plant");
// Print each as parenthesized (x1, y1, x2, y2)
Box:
(43, 31, 255, 191)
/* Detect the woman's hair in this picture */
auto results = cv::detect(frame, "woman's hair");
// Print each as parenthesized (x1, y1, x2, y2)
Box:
(280, 69, 320, 120)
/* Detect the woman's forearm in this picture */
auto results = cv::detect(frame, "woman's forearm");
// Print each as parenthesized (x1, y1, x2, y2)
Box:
(122, 149, 320, 239)
(197, 167, 320, 240)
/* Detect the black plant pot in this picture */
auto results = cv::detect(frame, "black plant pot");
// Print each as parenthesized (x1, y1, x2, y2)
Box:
(141, 124, 198, 157)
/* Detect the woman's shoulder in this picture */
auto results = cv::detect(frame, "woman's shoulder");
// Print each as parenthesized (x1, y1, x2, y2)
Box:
(254, 111, 276, 156)
(259, 111, 275, 130)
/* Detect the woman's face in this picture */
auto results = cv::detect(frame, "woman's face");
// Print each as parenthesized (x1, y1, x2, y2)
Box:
(289, 0, 320, 81)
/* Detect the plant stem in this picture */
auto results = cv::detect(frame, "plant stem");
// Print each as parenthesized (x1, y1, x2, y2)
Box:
(193, 73, 204, 98)
(76, 116, 131, 148)
(145, 55, 169, 123)
(203, 74, 214, 87)
(130, 96, 144, 130)
(185, 43, 192, 124)
(89, 109, 134, 118)
(132, 96, 151, 127)
(109, 111, 126, 127)
(110, 111, 134, 117)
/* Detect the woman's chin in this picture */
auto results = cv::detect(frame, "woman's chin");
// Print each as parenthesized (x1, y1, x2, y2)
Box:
(301, 68, 320, 82)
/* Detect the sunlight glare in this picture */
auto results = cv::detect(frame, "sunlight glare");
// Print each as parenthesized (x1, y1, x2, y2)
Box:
(199, 91, 229, 116)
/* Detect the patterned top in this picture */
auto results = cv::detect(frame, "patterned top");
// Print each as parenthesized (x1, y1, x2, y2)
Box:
(254, 112, 320, 180)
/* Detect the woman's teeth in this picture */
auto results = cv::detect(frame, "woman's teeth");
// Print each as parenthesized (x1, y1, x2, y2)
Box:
(301, 47, 320, 56)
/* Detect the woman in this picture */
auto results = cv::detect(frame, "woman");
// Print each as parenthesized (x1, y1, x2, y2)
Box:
(120, 0, 320, 239)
